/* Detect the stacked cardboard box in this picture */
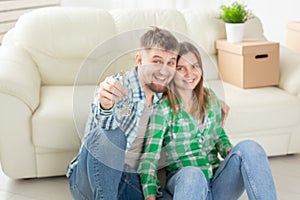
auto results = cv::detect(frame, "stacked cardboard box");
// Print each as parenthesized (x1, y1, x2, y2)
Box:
(216, 39, 279, 89)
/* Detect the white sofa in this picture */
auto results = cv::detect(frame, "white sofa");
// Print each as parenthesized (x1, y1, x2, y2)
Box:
(0, 7, 300, 179)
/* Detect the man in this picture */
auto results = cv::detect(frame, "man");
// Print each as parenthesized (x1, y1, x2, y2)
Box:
(67, 27, 180, 200)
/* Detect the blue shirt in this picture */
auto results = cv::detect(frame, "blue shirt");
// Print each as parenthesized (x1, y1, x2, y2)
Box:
(83, 66, 162, 149)
(67, 66, 162, 177)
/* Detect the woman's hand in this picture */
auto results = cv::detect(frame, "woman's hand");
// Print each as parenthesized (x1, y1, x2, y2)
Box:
(146, 195, 156, 200)
(226, 148, 232, 155)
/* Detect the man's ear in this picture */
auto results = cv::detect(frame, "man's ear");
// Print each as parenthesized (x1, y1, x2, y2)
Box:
(136, 53, 142, 67)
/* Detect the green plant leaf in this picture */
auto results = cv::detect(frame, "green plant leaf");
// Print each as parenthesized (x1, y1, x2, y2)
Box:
(219, 1, 253, 23)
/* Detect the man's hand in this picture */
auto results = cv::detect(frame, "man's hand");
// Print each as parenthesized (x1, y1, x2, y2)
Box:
(98, 76, 128, 110)
(220, 99, 230, 127)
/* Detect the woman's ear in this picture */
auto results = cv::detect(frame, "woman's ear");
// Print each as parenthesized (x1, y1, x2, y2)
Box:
(136, 53, 142, 67)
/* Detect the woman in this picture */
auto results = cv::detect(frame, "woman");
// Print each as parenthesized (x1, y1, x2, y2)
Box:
(138, 42, 277, 200)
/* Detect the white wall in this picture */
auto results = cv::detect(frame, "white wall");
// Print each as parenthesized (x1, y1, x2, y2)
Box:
(61, 0, 300, 45)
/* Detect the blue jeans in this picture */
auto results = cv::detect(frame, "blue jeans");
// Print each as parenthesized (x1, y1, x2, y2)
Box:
(68, 127, 144, 200)
(165, 140, 278, 200)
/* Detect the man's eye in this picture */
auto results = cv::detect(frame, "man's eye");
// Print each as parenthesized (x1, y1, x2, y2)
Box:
(153, 60, 162, 64)
(167, 61, 175, 66)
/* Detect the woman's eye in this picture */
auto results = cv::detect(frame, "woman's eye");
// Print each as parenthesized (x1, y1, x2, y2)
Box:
(176, 66, 183, 70)
(193, 64, 200, 68)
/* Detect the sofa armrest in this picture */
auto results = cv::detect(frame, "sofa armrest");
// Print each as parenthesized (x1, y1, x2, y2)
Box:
(0, 45, 41, 111)
(279, 45, 300, 96)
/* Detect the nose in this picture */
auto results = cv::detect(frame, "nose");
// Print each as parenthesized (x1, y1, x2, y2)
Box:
(160, 64, 173, 76)
(184, 67, 193, 77)
(185, 66, 201, 78)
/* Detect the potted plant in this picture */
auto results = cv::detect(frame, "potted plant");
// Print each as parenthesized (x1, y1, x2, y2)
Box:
(218, 1, 253, 42)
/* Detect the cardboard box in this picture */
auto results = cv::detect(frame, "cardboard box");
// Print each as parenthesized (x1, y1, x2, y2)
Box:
(216, 39, 279, 88)
(287, 21, 300, 54)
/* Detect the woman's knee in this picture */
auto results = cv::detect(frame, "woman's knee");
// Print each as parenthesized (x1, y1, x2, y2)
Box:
(166, 166, 209, 199)
(177, 166, 207, 185)
(233, 140, 267, 158)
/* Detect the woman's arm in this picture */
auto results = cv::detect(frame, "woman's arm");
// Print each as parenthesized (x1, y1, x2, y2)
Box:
(208, 88, 233, 158)
(215, 127, 233, 158)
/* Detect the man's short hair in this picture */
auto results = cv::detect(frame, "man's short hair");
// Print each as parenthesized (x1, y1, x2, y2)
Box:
(140, 27, 179, 53)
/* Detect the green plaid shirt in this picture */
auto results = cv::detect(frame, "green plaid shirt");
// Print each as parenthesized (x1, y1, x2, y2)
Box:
(138, 90, 232, 198)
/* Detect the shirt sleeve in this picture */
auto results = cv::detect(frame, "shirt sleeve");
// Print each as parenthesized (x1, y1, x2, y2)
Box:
(208, 88, 233, 158)
(215, 126, 233, 158)
(138, 102, 169, 199)
(91, 89, 118, 130)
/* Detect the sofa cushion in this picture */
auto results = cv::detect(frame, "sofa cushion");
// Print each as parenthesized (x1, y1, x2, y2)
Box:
(279, 46, 300, 96)
(110, 9, 188, 36)
(14, 7, 117, 85)
(180, 9, 225, 56)
(208, 80, 300, 134)
(32, 86, 96, 150)
(208, 80, 300, 156)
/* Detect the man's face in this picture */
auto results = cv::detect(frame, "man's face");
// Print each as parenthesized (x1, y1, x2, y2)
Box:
(136, 48, 177, 93)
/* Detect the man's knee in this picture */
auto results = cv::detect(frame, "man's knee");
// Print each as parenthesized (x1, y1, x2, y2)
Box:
(85, 127, 127, 152)
(82, 127, 127, 172)
(102, 127, 127, 150)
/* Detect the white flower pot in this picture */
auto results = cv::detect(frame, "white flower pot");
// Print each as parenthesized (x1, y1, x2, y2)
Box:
(225, 23, 245, 43)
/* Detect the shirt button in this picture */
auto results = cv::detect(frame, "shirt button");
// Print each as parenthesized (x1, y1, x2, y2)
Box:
(199, 136, 205, 143)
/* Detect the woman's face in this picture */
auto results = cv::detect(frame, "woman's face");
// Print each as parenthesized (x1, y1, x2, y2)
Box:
(173, 52, 202, 91)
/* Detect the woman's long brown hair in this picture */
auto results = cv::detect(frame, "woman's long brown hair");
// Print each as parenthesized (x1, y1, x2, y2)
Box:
(167, 42, 212, 120)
